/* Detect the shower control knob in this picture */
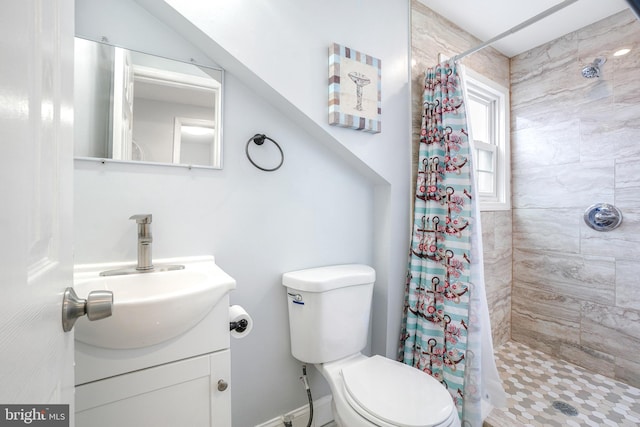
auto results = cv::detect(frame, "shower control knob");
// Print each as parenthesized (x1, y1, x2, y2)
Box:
(217, 379, 229, 392)
(583, 203, 622, 231)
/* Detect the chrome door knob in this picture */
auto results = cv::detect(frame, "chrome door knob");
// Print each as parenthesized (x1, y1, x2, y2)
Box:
(62, 287, 113, 332)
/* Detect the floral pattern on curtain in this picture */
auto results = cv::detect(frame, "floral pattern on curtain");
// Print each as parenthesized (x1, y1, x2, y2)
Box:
(399, 59, 477, 422)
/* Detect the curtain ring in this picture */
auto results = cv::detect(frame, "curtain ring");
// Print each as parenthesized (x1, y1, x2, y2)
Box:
(245, 134, 284, 172)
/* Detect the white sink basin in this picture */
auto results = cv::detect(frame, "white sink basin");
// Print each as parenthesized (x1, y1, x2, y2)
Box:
(73, 256, 235, 349)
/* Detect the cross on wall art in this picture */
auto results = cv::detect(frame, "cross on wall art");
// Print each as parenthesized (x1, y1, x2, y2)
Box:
(328, 43, 381, 133)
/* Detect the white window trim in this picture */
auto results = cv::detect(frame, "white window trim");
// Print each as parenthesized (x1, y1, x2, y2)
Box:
(464, 68, 511, 211)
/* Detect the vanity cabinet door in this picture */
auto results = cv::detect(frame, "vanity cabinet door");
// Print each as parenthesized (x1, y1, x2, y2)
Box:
(76, 350, 231, 427)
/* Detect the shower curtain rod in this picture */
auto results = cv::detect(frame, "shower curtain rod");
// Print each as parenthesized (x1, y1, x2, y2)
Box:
(451, 0, 580, 62)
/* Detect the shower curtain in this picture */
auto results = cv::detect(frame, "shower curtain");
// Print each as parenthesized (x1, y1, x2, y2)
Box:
(399, 59, 505, 426)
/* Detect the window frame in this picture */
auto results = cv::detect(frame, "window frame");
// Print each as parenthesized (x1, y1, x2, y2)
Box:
(464, 68, 511, 211)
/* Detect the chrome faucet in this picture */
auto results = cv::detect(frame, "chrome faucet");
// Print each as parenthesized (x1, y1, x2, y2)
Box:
(99, 214, 185, 276)
(130, 214, 154, 271)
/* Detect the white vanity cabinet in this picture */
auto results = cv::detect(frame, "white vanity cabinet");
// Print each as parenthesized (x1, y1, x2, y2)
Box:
(76, 349, 230, 427)
(73, 257, 235, 427)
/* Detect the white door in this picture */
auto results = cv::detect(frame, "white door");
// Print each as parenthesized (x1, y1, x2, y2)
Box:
(0, 0, 75, 418)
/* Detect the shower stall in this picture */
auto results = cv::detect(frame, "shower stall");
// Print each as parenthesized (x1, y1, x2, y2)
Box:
(412, 1, 640, 425)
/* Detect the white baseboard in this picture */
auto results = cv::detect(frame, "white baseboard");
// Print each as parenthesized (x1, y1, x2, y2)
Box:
(255, 394, 334, 427)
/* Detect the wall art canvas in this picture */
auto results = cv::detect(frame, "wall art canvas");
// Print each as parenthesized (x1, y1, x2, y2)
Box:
(328, 43, 381, 133)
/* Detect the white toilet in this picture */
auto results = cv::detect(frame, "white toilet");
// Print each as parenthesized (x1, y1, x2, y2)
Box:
(283, 264, 460, 427)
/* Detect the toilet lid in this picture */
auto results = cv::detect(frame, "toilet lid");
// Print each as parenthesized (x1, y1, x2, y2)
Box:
(341, 355, 455, 427)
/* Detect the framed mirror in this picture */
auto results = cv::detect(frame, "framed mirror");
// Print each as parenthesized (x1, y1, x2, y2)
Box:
(74, 37, 223, 169)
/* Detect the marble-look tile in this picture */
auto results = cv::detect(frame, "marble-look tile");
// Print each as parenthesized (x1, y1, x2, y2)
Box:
(513, 248, 615, 304)
(615, 357, 640, 388)
(489, 315, 510, 348)
(412, 2, 468, 63)
(411, 1, 509, 87)
(510, 14, 637, 134)
(577, 10, 640, 107)
(483, 410, 527, 427)
(485, 284, 510, 347)
(511, 82, 612, 139)
(493, 211, 512, 251)
(481, 211, 512, 262)
(574, 72, 614, 107)
(484, 263, 510, 297)
(511, 31, 577, 88)
(484, 245, 511, 280)
(513, 281, 582, 325)
(509, 327, 554, 358)
(463, 49, 510, 89)
(553, 341, 616, 377)
(480, 211, 495, 254)
(509, 328, 616, 379)
(581, 302, 640, 362)
(510, 78, 598, 135)
(579, 102, 640, 162)
(580, 208, 640, 259)
(511, 38, 613, 131)
(483, 235, 512, 345)
(513, 208, 580, 253)
(484, 244, 511, 273)
(512, 160, 614, 209)
(612, 105, 640, 160)
(613, 46, 640, 105)
(615, 156, 640, 210)
(511, 309, 580, 349)
(512, 283, 582, 349)
(616, 259, 640, 310)
(507, 8, 640, 387)
(511, 286, 580, 362)
(511, 119, 580, 169)
(576, 10, 639, 58)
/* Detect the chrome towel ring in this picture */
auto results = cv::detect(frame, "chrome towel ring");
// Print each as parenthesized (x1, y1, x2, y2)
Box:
(245, 134, 284, 172)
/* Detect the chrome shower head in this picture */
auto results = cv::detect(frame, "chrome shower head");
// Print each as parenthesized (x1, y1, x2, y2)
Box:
(581, 57, 606, 78)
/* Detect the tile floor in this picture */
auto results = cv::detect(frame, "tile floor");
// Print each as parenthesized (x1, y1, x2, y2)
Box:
(484, 341, 640, 427)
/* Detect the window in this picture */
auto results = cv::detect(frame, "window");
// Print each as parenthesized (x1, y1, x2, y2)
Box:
(464, 69, 511, 211)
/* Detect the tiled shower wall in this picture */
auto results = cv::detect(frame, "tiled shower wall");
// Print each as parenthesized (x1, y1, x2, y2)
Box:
(510, 10, 640, 388)
(411, 1, 512, 347)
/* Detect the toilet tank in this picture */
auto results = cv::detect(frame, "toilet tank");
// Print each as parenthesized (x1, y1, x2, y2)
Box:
(282, 264, 375, 364)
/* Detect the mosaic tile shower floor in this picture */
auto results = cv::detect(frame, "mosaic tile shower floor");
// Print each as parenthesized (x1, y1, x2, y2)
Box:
(484, 341, 640, 427)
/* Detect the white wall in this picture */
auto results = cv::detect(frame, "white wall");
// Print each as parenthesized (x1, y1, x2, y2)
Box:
(74, 0, 411, 425)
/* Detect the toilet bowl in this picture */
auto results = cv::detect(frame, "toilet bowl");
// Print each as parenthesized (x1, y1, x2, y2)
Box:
(282, 264, 460, 427)
(319, 353, 460, 427)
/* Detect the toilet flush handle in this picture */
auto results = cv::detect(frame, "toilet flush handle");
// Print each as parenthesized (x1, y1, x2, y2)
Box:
(287, 292, 304, 305)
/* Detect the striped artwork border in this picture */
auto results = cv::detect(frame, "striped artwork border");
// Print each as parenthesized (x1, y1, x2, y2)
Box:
(328, 43, 381, 133)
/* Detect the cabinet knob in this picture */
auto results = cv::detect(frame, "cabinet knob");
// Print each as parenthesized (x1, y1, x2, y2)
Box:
(217, 379, 228, 391)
